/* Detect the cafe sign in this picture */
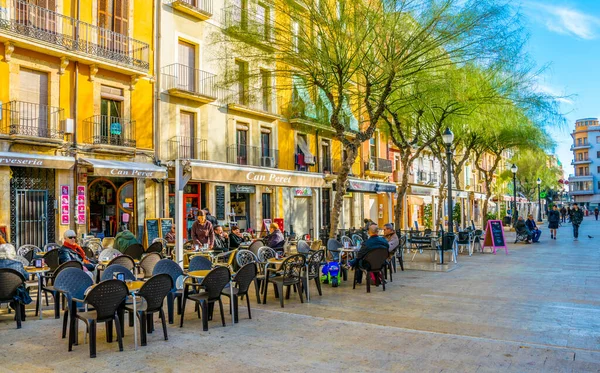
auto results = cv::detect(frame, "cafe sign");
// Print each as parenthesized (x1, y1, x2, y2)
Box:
(293, 187, 312, 197)
(231, 184, 256, 194)
(0, 152, 75, 169)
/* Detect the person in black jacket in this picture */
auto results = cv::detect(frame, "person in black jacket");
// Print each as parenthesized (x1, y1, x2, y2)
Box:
(547, 205, 560, 240)
(349, 224, 389, 284)
(228, 226, 244, 249)
(203, 208, 219, 228)
(213, 225, 229, 252)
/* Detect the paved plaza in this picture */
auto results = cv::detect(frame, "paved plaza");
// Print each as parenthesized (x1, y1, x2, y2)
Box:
(1, 218, 600, 372)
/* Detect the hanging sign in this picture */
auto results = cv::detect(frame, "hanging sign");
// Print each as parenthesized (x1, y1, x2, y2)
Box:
(76, 185, 86, 225)
(60, 185, 70, 225)
(482, 220, 508, 255)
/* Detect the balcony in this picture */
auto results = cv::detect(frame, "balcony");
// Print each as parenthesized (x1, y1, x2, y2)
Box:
(164, 0, 212, 21)
(572, 159, 592, 165)
(415, 170, 439, 185)
(570, 143, 592, 151)
(227, 145, 278, 168)
(0, 0, 149, 73)
(162, 64, 218, 103)
(168, 136, 207, 160)
(222, 5, 274, 49)
(365, 157, 393, 174)
(294, 153, 318, 172)
(227, 92, 279, 120)
(0, 100, 64, 141)
(570, 189, 594, 196)
(84, 115, 136, 148)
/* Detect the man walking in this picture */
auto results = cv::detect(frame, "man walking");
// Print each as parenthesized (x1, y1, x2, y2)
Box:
(570, 203, 584, 241)
(560, 206, 567, 223)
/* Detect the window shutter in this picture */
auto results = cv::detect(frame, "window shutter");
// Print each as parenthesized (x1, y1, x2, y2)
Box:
(98, 0, 108, 29)
(114, 0, 129, 36)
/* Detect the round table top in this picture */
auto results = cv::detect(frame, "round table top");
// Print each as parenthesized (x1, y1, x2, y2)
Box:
(340, 247, 359, 252)
(99, 259, 140, 266)
(267, 258, 284, 263)
(25, 266, 51, 274)
(187, 270, 211, 278)
(126, 280, 145, 292)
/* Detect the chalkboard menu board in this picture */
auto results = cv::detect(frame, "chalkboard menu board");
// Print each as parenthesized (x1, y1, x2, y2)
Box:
(160, 218, 173, 239)
(215, 186, 225, 220)
(145, 219, 160, 247)
(489, 220, 505, 247)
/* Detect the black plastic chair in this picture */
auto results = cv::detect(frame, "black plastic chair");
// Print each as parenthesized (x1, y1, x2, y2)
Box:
(262, 254, 306, 308)
(189, 255, 213, 271)
(353, 248, 389, 293)
(125, 274, 173, 346)
(180, 266, 230, 331)
(153, 259, 184, 324)
(53, 268, 93, 344)
(69, 279, 128, 358)
(123, 244, 145, 260)
(42, 260, 83, 319)
(139, 253, 162, 279)
(221, 263, 257, 322)
(145, 242, 163, 255)
(101, 264, 136, 282)
(0, 268, 27, 328)
(44, 249, 61, 273)
(303, 249, 324, 297)
(82, 246, 95, 260)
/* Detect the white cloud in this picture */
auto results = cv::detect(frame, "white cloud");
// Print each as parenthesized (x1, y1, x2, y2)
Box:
(535, 83, 574, 105)
(523, 2, 600, 40)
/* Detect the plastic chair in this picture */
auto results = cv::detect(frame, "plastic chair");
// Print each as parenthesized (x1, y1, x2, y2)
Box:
(303, 250, 324, 297)
(0, 268, 27, 328)
(98, 249, 121, 262)
(296, 240, 311, 255)
(341, 236, 353, 248)
(180, 266, 231, 330)
(153, 259, 184, 324)
(189, 255, 213, 271)
(235, 249, 257, 268)
(139, 253, 162, 278)
(221, 263, 258, 322)
(262, 254, 306, 308)
(42, 260, 83, 318)
(351, 234, 363, 247)
(353, 248, 389, 293)
(326, 239, 343, 261)
(455, 231, 472, 256)
(145, 242, 163, 256)
(151, 238, 170, 257)
(123, 244, 145, 260)
(101, 264, 136, 282)
(17, 244, 41, 257)
(247, 240, 264, 256)
(44, 243, 61, 252)
(53, 268, 93, 342)
(107, 255, 136, 271)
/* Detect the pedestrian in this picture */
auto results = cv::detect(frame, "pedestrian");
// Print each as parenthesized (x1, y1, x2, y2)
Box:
(570, 203, 584, 241)
(547, 205, 560, 240)
(566, 206, 572, 223)
(560, 206, 567, 223)
(594, 207, 599, 221)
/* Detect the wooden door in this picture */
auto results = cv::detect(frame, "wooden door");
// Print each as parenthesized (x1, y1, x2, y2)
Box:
(178, 41, 195, 91)
(19, 68, 49, 137)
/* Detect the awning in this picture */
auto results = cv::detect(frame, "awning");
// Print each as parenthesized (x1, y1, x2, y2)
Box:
(408, 195, 424, 205)
(337, 178, 397, 193)
(0, 152, 75, 169)
(80, 158, 167, 179)
(296, 136, 315, 164)
(191, 161, 325, 188)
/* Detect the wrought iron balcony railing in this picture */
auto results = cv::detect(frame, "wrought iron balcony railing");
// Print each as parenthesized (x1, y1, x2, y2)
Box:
(164, 0, 213, 17)
(227, 144, 278, 168)
(161, 64, 218, 99)
(228, 91, 279, 115)
(365, 157, 392, 173)
(222, 5, 273, 45)
(0, 0, 150, 70)
(84, 115, 136, 147)
(416, 170, 439, 184)
(168, 136, 207, 160)
(0, 100, 64, 139)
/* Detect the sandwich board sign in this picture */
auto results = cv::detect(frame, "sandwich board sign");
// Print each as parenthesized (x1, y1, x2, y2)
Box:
(482, 220, 508, 255)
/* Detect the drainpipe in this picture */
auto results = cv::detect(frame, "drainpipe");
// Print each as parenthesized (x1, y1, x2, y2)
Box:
(154, 0, 163, 218)
(71, 0, 80, 234)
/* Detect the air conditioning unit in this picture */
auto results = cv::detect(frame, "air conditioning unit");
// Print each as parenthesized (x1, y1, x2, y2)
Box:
(261, 156, 276, 167)
(63, 118, 74, 134)
(368, 160, 375, 171)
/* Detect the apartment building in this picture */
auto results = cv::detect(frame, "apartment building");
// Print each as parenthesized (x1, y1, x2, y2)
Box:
(569, 118, 600, 208)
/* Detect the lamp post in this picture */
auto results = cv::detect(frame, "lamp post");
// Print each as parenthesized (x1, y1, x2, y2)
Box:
(511, 164, 518, 226)
(536, 178, 542, 222)
(442, 127, 454, 265)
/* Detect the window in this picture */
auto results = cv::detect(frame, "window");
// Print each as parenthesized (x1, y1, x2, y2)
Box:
(100, 86, 124, 145)
(369, 136, 377, 158)
(256, 3, 271, 41)
(260, 130, 271, 158)
(597, 166, 600, 173)
(321, 140, 331, 173)
(291, 19, 300, 52)
(260, 69, 271, 112)
(578, 138, 582, 146)
(98, 0, 129, 51)
(234, 60, 249, 105)
(578, 153, 583, 161)
(296, 133, 315, 171)
(180, 111, 195, 158)
(597, 151, 600, 158)
(19, 68, 49, 137)
(596, 136, 600, 144)
(236, 128, 248, 165)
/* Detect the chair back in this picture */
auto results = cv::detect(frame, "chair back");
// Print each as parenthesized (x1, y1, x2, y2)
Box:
(52, 260, 83, 280)
(227, 249, 238, 267)
(189, 255, 213, 271)
(236, 249, 257, 267)
(138, 274, 173, 313)
(0, 268, 25, 302)
(107, 254, 135, 271)
(43, 243, 60, 252)
(153, 259, 184, 292)
(145, 242, 163, 254)
(123, 243, 145, 260)
(139, 253, 162, 277)
(101, 264, 136, 281)
(457, 231, 470, 244)
(306, 250, 324, 279)
(327, 238, 342, 261)
(84, 280, 128, 321)
(362, 248, 389, 271)
(151, 238, 169, 256)
(296, 240, 311, 255)
(241, 232, 252, 242)
(424, 228, 433, 236)
(98, 248, 122, 262)
(17, 244, 41, 257)
(257, 247, 277, 262)
(399, 235, 407, 249)
(351, 234, 363, 247)
(199, 266, 231, 301)
(340, 236, 353, 247)
(280, 254, 306, 282)
(247, 240, 263, 256)
(101, 237, 115, 249)
(54, 267, 93, 302)
(13, 255, 30, 266)
(232, 263, 257, 295)
(82, 246, 95, 259)
(43, 249, 61, 271)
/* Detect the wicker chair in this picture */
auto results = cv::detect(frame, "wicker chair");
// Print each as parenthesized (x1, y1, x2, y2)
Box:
(180, 266, 231, 331)
(296, 240, 311, 255)
(262, 254, 306, 308)
(139, 253, 162, 279)
(101, 264, 136, 282)
(69, 280, 129, 358)
(302, 250, 324, 297)
(189, 255, 213, 271)
(41, 261, 83, 319)
(221, 263, 257, 322)
(352, 248, 389, 293)
(123, 244, 145, 260)
(53, 268, 93, 343)
(0, 268, 27, 328)
(247, 240, 264, 256)
(125, 274, 173, 346)
(153, 259, 184, 324)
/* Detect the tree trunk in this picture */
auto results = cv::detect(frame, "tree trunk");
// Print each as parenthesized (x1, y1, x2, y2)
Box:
(394, 158, 412, 230)
(436, 164, 446, 229)
(328, 147, 357, 238)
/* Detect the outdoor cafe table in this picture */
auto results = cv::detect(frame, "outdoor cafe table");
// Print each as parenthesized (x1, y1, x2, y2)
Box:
(187, 269, 236, 323)
(265, 257, 311, 302)
(126, 280, 145, 350)
(339, 247, 359, 266)
(25, 265, 51, 320)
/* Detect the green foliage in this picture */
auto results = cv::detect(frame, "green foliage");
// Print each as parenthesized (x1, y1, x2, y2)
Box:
(453, 203, 461, 226)
(486, 212, 497, 222)
(423, 204, 433, 229)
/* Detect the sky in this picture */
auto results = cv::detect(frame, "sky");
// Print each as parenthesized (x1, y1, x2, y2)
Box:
(518, 0, 600, 177)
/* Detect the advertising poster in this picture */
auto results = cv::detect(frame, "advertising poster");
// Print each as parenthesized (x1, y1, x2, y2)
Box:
(60, 185, 69, 225)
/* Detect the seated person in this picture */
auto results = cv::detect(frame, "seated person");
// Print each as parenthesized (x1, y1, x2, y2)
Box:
(165, 225, 176, 244)
(228, 226, 244, 249)
(59, 230, 96, 271)
(0, 244, 32, 317)
(265, 223, 285, 252)
(114, 229, 139, 253)
(349, 224, 389, 284)
(525, 214, 542, 243)
(515, 216, 532, 244)
(383, 223, 399, 253)
(213, 225, 229, 252)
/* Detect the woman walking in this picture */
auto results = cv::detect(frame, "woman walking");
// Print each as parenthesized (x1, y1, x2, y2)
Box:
(548, 205, 560, 240)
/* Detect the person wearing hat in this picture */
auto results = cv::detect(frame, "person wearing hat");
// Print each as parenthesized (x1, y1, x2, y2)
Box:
(0, 243, 29, 278)
(58, 230, 96, 271)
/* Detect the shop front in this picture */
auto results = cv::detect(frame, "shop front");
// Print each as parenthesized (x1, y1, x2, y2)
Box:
(406, 185, 439, 230)
(333, 178, 397, 229)
(78, 158, 167, 240)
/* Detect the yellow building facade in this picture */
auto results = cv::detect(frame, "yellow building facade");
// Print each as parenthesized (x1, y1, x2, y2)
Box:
(0, 0, 159, 248)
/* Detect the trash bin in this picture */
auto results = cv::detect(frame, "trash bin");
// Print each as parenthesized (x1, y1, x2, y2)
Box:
(502, 216, 512, 226)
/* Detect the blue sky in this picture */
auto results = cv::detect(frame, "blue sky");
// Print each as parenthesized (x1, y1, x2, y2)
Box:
(519, 1, 600, 176)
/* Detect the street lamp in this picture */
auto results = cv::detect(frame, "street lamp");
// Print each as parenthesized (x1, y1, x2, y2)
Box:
(442, 127, 454, 265)
(511, 164, 518, 225)
(536, 178, 542, 222)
